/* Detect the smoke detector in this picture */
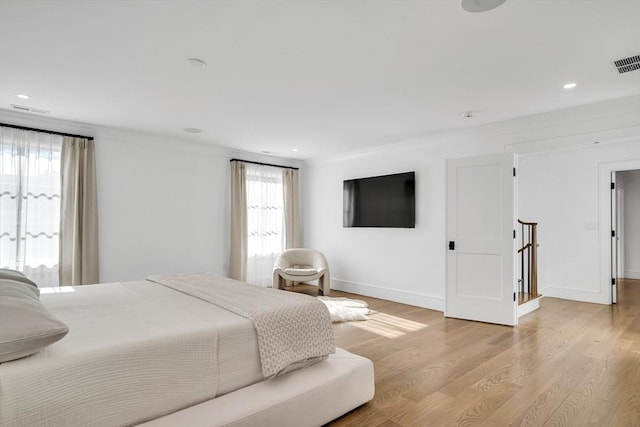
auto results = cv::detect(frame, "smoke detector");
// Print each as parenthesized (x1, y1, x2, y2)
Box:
(186, 58, 207, 69)
(461, 0, 507, 13)
(10, 104, 50, 114)
(183, 127, 202, 134)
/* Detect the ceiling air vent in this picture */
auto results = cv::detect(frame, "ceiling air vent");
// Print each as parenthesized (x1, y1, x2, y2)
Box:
(613, 54, 640, 74)
(10, 104, 50, 114)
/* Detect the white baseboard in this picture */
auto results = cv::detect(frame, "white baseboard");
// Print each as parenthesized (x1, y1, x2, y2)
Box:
(623, 270, 640, 279)
(539, 286, 609, 305)
(518, 297, 541, 318)
(331, 278, 444, 312)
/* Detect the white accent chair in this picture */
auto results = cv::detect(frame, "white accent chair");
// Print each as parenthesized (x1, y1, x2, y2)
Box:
(272, 248, 330, 296)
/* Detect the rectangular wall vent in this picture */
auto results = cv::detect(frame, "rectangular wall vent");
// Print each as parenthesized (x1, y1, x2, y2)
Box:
(613, 54, 640, 74)
(10, 104, 50, 114)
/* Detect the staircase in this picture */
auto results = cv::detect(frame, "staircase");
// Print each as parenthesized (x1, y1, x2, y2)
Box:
(517, 219, 542, 318)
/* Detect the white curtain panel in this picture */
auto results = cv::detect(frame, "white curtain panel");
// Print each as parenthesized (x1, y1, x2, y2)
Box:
(229, 161, 248, 281)
(245, 163, 285, 286)
(0, 127, 62, 286)
(59, 136, 99, 285)
(283, 168, 300, 249)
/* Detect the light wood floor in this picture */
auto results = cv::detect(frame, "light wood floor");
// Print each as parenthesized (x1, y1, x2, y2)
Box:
(288, 279, 640, 426)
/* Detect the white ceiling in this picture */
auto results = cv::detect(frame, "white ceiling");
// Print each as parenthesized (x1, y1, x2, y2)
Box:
(1, 0, 639, 159)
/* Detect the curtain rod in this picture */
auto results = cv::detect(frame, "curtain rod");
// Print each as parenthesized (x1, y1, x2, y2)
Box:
(230, 158, 299, 170)
(0, 123, 94, 141)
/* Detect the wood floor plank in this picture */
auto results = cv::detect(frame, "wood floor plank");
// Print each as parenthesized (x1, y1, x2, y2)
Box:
(508, 355, 597, 426)
(290, 279, 640, 427)
(541, 349, 627, 427)
(608, 366, 640, 427)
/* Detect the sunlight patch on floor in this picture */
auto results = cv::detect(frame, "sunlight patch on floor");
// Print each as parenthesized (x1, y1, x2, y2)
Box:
(349, 311, 428, 338)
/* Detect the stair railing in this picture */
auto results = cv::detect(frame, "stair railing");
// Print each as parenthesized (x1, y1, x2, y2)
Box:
(517, 219, 538, 298)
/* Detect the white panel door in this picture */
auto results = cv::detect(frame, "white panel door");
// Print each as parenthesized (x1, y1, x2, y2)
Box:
(446, 153, 517, 326)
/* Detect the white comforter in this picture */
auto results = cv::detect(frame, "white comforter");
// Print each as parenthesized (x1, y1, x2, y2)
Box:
(0, 280, 265, 426)
(148, 273, 335, 377)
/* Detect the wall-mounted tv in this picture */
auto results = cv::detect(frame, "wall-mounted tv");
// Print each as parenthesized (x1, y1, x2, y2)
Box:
(343, 171, 415, 228)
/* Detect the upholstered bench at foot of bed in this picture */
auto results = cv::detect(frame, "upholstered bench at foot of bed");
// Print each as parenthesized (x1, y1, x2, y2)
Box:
(137, 348, 374, 427)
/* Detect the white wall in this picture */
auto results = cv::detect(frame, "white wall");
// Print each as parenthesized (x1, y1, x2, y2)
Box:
(2, 95, 639, 303)
(94, 129, 230, 282)
(620, 171, 640, 279)
(303, 137, 502, 310)
(303, 96, 640, 310)
(0, 109, 301, 283)
(519, 142, 640, 303)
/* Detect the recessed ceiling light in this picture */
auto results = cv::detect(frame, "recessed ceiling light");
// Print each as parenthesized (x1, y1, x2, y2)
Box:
(292, 148, 298, 152)
(183, 128, 202, 134)
(461, 0, 507, 13)
(563, 82, 578, 89)
(186, 58, 207, 68)
(16, 94, 30, 99)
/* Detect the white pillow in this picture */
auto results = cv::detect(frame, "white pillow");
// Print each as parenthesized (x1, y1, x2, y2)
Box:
(0, 268, 38, 290)
(0, 275, 69, 363)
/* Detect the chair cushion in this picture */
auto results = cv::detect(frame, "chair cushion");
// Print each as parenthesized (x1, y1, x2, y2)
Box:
(284, 268, 319, 276)
(0, 275, 69, 363)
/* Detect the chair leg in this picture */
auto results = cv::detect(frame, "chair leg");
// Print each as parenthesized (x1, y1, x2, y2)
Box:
(318, 274, 330, 296)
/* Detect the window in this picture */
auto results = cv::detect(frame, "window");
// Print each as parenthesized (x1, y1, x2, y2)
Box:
(229, 159, 300, 285)
(245, 163, 285, 286)
(0, 127, 62, 286)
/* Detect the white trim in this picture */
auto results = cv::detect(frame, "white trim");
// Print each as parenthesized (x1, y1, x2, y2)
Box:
(540, 286, 607, 305)
(598, 156, 640, 305)
(517, 297, 541, 318)
(330, 278, 444, 312)
(623, 271, 640, 279)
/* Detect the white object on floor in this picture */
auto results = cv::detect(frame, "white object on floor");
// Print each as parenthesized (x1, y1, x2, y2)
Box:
(318, 296, 370, 322)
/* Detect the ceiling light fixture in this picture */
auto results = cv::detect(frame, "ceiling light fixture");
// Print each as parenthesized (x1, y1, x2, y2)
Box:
(461, 0, 507, 13)
(292, 148, 298, 152)
(183, 127, 202, 134)
(186, 58, 207, 68)
(563, 82, 578, 89)
(16, 94, 30, 99)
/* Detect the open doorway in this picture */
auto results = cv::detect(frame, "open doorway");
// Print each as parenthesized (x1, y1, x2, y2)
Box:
(611, 169, 640, 303)
(599, 158, 640, 305)
(616, 170, 640, 280)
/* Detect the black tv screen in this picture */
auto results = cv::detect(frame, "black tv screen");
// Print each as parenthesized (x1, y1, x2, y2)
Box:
(343, 172, 415, 228)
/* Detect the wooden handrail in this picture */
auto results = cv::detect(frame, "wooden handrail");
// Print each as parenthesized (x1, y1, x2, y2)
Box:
(517, 243, 532, 254)
(518, 219, 538, 226)
(518, 243, 540, 253)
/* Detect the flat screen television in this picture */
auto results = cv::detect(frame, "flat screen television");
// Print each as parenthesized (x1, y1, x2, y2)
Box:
(343, 171, 415, 228)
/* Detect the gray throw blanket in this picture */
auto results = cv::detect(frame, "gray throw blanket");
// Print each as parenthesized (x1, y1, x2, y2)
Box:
(147, 273, 335, 377)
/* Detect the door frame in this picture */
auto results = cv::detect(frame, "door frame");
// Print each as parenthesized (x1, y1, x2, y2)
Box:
(598, 158, 640, 304)
(611, 171, 618, 304)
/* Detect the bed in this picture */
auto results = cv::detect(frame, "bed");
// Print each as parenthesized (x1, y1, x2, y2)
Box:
(0, 272, 374, 427)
